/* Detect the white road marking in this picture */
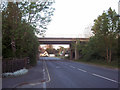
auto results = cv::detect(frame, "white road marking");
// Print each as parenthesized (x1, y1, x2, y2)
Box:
(44, 60, 51, 83)
(25, 60, 49, 87)
(77, 68, 87, 72)
(67, 64, 119, 84)
(70, 66, 75, 68)
(43, 61, 47, 89)
(92, 73, 119, 84)
(29, 82, 42, 86)
(46, 61, 119, 85)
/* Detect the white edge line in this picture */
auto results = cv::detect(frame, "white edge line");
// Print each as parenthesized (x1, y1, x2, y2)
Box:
(44, 60, 51, 83)
(14, 60, 48, 88)
(29, 82, 42, 86)
(92, 73, 119, 84)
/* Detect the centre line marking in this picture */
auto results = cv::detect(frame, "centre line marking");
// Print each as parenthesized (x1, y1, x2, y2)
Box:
(77, 68, 87, 72)
(70, 66, 75, 68)
(92, 73, 119, 84)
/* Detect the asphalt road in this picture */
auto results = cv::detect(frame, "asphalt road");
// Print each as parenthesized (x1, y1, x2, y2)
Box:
(39, 57, 119, 88)
(3, 57, 119, 88)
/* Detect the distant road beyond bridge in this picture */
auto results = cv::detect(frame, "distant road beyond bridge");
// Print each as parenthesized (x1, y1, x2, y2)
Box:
(38, 38, 89, 60)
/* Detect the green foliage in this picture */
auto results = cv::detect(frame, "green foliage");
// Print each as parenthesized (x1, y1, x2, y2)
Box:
(78, 8, 119, 63)
(2, 1, 55, 66)
(18, 0, 55, 37)
(81, 36, 105, 60)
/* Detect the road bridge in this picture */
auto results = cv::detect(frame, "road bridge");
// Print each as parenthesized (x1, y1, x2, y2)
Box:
(38, 38, 89, 60)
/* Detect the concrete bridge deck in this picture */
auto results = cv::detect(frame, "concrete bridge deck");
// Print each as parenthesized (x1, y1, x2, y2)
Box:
(38, 38, 89, 44)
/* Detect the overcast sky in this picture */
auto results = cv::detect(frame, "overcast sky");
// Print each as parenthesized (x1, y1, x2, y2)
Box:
(42, 0, 118, 38)
(40, 0, 119, 49)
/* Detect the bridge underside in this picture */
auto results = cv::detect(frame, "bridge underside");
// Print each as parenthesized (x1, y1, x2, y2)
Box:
(39, 41, 74, 44)
(39, 41, 77, 60)
(38, 38, 89, 60)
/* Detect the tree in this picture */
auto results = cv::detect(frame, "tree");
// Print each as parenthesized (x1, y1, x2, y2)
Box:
(2, 2, 22, 57)
(90, 8, 119, 62)
(2, 1, 55, 66)
(1, 0, 55, 37)
(78, 8, 119, 63)
(18, 0, 55, 37)
(45, 45, 55, 54)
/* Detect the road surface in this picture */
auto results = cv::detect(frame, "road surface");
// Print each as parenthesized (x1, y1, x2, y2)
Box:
(4, 57, 119, 88)
(39, 57, 119, 88)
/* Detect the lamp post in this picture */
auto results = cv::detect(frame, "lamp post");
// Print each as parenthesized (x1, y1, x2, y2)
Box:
(118, 0, 120, 17)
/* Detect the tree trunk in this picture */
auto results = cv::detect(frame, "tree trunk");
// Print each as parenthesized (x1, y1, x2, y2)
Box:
(11, 38, 16, 57)
(109, 48, 112, 63)
(106, 48, 109, 63)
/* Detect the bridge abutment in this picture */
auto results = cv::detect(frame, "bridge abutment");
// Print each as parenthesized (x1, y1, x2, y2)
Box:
(69, 43, 79, 60)
(75, 46, 78, 60)
(70, 44, 73, 60)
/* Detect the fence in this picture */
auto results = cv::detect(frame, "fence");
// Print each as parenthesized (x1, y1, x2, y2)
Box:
(2, 57, 29, 73)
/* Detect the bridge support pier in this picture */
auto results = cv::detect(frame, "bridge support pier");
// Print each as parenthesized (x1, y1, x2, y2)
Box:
(70, 49, 73, 60)
(70, 44, 73, 60)
(75, 40, 79, 60)
(75, 46, 78, 60)
(70, 42, 79, 60)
